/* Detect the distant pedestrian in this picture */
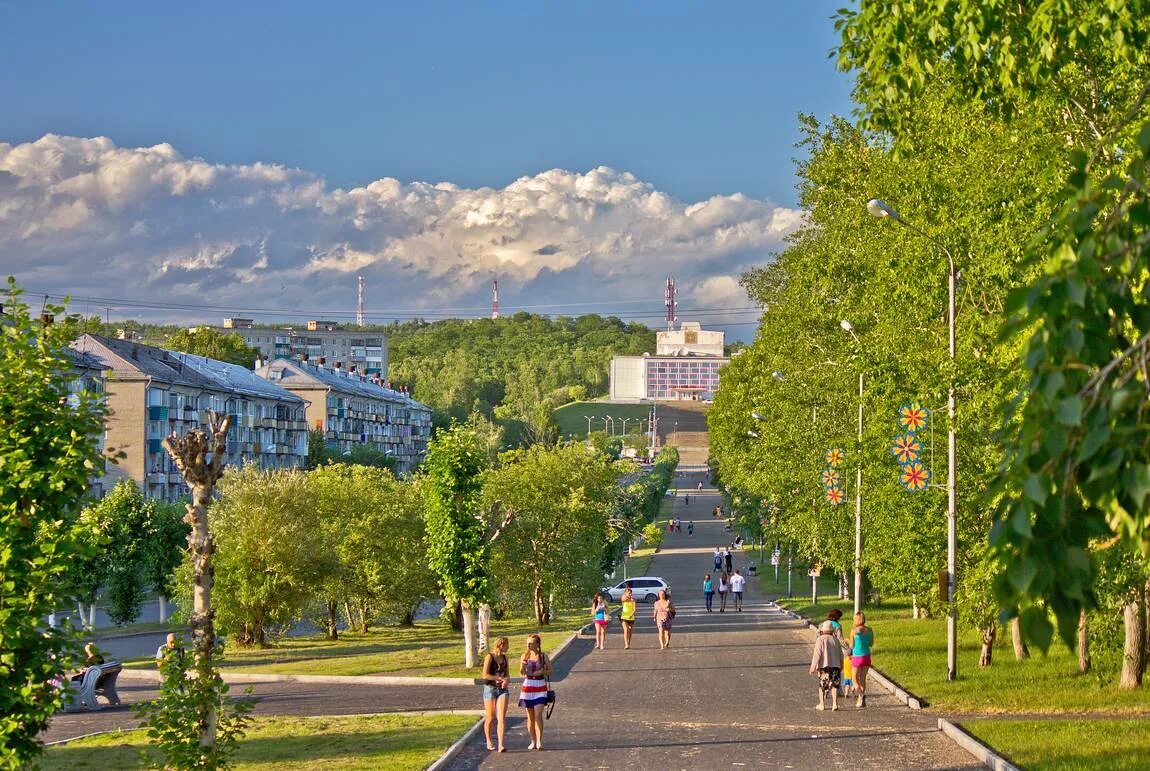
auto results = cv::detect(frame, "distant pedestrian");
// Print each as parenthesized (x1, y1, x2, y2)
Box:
(713, 547, 723, 573)
(674, 517, 682, 533)
(518, 634, 553, 750)
(703, 574, 715, 612)
(653, 589, 675, 650)
(697, 481, 703, 491)
(687, 521, 694, 536)
(730, 569, 746, 611)
(684, 494, 690, 506)
(591, 592, 609, 650)
(810, 620, 843, 711)
(481, 636, 510, 752)
(718, 571, 730, 612)
(620, 588, 636, 649)
(827, 609, 849, 695)
(724, 547, 733, 574)
(849, 612, 875, 708)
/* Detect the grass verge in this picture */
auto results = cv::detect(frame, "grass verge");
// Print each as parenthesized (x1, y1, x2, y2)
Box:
(39, 713, 476, 770)
(963, 718, 1150, 770)
(124, 611, 585, 677)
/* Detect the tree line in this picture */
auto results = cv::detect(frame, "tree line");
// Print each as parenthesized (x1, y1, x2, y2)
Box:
(710, 1, 1150, 687)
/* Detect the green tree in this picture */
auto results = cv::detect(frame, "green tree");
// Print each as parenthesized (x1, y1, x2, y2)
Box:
(165, 327, 261, 368)
(143, 499, 191, 623)
(76, 479, 154, 625)
(0, 279, 105, 766)
(487, 443, 623, 623)
(422, 421, 504, 667)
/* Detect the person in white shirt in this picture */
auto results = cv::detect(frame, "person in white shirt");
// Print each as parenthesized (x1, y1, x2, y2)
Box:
(730, 569, 746, 611)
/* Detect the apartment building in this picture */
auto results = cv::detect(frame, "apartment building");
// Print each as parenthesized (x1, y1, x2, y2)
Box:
(71, 334, 310, 501)
(66, 348, 110, 498)
(218, 318, 388, 375)
(257, 356, 432, 475)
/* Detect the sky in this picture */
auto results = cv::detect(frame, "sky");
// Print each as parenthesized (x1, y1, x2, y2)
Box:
(0, 1, 855, 337)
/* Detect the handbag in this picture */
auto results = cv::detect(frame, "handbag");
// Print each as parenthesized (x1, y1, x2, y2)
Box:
(545, 677, 557, 718)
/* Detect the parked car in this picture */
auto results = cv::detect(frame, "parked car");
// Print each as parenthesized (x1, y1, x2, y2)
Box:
(600, 576, 670, 603)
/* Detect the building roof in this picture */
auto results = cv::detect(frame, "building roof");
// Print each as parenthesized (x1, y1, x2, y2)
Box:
(257, 358, 430, 412)
(71, 334, 303, 403)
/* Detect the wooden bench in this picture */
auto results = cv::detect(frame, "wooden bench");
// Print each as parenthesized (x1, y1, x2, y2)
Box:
(63, 661, 123, 711)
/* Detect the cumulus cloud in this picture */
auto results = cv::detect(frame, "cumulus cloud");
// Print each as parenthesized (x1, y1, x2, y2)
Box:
(0, 134, 797, 329)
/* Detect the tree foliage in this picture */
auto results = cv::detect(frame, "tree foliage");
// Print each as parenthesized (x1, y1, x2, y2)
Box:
(164, 327, 262, 368)
(0, 279, 105, 766)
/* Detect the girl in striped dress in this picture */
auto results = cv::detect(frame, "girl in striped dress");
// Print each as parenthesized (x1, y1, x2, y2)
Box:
(518, 634, 553, 750)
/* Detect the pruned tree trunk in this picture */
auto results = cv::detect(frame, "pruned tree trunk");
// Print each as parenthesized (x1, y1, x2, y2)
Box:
(158, 594, 168, 624)
(1119, 586, 1146, 689)
(460, 599, 477, 669)
(1078, 608, 1091, 674)
(324, 599, 339, 640)
(979, 624, 996, 667)
(912, 594, 919, 619)
(164, 411, 232, 749)
(1011, 616, 1030, 660)
(478, 603, 492, 652)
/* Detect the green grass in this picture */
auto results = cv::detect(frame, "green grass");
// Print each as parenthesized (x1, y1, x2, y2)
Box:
(963, 719, 1150, 770)
(553, 401, 654, 439)
(124, 612, 586, 677)
(758, 564, 841, 600)
(39, 714, 477, 770)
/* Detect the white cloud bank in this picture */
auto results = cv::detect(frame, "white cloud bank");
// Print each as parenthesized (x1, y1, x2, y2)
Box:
(0, 134, 799, 326)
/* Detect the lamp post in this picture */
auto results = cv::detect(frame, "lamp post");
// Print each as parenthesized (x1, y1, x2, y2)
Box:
(867, 197, 959, 681)
(584, 415, 595, 435)
(840, 319, 864, 617)
(603, 415, 614, 435)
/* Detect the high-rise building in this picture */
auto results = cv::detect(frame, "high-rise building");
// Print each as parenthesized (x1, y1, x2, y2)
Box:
(218, 319, 388, 375)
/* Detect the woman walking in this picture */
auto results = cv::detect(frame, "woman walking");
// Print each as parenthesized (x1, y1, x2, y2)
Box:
(717, 571, 730, 612)
(703, 573, 715, 612)
(849, 611, 875, 708)
(653, 589, 675, 650)
(481, 636, 510, 752)
(591, 592, 610, 649)
(619, 587, 636, 649)
(518, 634, 553, 749)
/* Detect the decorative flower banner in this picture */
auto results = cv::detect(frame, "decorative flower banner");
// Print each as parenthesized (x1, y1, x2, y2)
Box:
(899, 402, 930, 434)
(821, 448, 845, 505)
(825, 448, 845, 467)
(891, 434, 921, 465)
(820, 468, 841, 487)
(825, 485, 845, 505)
(893, 403, 929, 492)
(899, 461, 930, 491)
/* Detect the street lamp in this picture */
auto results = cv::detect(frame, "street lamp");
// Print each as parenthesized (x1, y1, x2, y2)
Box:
(867, 197, 959, 681)
(584, 415, 595, 434)
(603, 415, 614, 435)
(840, 319, 864, 617)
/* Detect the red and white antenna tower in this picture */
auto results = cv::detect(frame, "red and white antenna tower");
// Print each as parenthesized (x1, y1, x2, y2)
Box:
(664, 276, 677, 330)
(491, 275, 500, 319)
(357, 275, 365, 326)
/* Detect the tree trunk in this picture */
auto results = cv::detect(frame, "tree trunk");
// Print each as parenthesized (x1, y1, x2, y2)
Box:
(533, 583, 545, 624)
(1078, 608, 1091, 674)
(158, 594, 168, 624)
(460, 599, 477, 669)
(912, 594, 919, 620)
(1119, 587, 1146, 689)
(324, 599, 339, 640)
(1011, 616, 1030, 660)
(444, 599, 462, 631)
(979, 624, 996, 666)
(342, 599, 356, 633)
(478, 603, 492, 652)
(88, 601, 97, 630)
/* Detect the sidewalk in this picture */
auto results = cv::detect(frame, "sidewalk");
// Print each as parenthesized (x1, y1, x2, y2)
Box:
(446, 470, 979, 769)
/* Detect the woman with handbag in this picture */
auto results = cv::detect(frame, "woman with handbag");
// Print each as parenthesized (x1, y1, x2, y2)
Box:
(653, 589, 675, 650)
(518, 633, 553, 750)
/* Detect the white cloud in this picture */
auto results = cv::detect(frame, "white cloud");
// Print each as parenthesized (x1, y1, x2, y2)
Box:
(0, 134, 798, 327)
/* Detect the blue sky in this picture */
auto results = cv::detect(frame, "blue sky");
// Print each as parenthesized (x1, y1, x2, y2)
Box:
(0, 2, 854, 333)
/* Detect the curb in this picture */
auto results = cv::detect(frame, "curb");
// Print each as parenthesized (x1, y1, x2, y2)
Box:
(117, 667, 478, 686)
(938, 718, 1021, 770)
(426, 629, 580, 770)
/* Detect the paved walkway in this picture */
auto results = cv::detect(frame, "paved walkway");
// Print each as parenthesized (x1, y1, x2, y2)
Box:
(447, 471, 978, 769)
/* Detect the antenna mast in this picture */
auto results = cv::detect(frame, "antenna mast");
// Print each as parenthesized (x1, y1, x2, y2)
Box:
(665, 276, 677, 330)
(357, 275, 365, 326)
(492, 275, 500, 319)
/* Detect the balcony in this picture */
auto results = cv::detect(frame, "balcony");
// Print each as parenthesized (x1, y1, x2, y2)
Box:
(148, 405, 169, 421)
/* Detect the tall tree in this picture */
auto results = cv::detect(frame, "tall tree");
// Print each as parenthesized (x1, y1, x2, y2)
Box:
(165, 327, 261, 368)
(0, 280, 105, 766)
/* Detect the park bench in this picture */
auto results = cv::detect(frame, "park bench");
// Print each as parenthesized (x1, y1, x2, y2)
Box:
(63, 661, 123, 711)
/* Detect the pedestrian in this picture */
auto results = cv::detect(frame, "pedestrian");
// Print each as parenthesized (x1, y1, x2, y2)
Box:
(154, 632, 182, 684)
(687, 521, 694, 536)
(668, 519, 674, 533)
(620, 587, 636, 649)
(591, 592, 610, 650)
(849, 611, 875, 708)
(518, 633, 553, 750)
(827, 609, 850, 695)
(685, 494, 690, 506)
(730, 569, 746, 611)
(697, 480, 703, 490)
(724, 547, 733, 574)
(713, 547, 723, 573)
(481, 636, 510, 752)
(718, 571, 730, 611)
(674, 517, 682, 533)
(703, 573, 715, 612)
(809, 620, 844, 711)
(653, 589, 675, 650)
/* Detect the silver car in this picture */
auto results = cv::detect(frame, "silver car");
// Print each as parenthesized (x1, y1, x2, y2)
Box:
(600, 576, 670, 603)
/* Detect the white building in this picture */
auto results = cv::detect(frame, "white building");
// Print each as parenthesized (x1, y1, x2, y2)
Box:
(609, 322, 729, 401)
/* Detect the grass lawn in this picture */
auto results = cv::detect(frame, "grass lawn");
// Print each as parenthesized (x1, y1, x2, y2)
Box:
(39, 714, 477, 770)
(553, 401, 653, 439)
(124, 611, 586, 677)
(963, 718, 1150, 770)
(773, 593, 1150, 767)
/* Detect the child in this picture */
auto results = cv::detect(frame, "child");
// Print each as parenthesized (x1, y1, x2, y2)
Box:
(809, 620, 843, 711)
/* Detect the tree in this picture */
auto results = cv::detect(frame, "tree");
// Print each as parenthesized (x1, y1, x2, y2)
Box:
(165, 327, 261, 368)
(422, 421, 508, 668)
(0, 280, 105, 766)
(80, 479, 153, 625)
(486, 444, 622, 623)
(143, 499, 191, 623)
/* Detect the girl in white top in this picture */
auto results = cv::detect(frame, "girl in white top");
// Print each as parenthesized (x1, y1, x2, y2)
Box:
(718, 572, 730, 612)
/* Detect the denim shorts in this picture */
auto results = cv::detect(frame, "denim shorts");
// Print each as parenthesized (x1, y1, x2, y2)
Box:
(483, 684, 509, 700)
